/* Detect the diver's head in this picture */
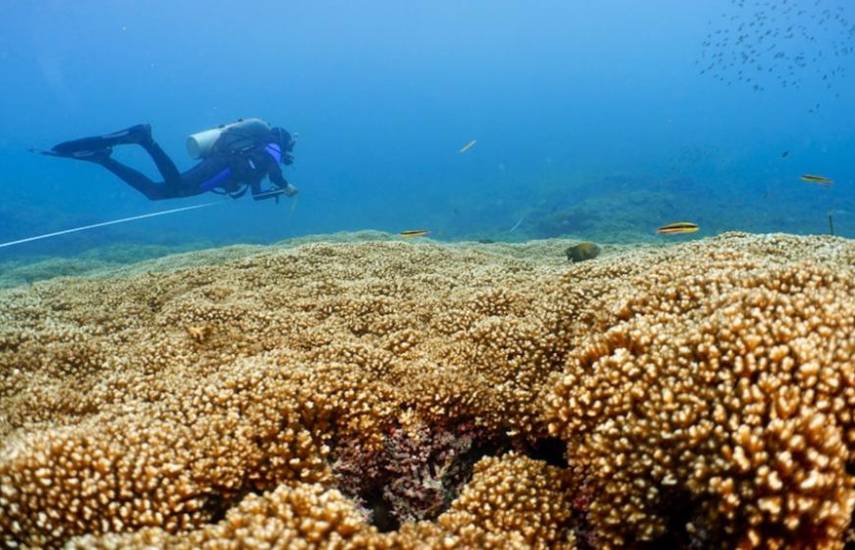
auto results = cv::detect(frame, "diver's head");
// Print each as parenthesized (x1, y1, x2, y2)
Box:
(267, 127, 295, 165)
(271, 127, 295, 153)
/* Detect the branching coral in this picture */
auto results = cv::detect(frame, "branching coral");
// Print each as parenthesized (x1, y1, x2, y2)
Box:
(65, 481, 370, 549)
(546, 237, 855, 548)
(65, 454, 575, 550)
(391, 453, 577, 549)
(0, 232, 852, 548)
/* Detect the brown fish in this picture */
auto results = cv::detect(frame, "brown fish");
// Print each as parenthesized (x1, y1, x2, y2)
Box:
(565, 242, 601, 262)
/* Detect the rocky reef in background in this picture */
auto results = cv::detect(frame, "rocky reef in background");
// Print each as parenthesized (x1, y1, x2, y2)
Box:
(475, 173, 855, 243)
(0, 233, 852, 548)
(0, 243, 213, 289)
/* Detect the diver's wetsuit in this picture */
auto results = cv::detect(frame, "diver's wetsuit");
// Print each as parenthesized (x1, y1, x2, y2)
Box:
(45, 123, 295, 201)
(100, 137, 291, 201)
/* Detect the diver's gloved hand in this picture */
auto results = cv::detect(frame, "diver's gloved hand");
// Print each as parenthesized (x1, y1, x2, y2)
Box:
(283, 152, 294, 165)
(283, 183, 299, 197)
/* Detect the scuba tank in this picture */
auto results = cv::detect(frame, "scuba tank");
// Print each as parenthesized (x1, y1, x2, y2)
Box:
(186, 118, 271, 159)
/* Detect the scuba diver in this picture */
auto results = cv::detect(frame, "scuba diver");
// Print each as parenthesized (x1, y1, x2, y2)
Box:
(39, 118, 298, 201)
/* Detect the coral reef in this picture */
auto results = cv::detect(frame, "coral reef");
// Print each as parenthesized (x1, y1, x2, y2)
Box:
(0, 232, 852, 548)
(545, 237, 855, 548)
(0, 230, 394, 289)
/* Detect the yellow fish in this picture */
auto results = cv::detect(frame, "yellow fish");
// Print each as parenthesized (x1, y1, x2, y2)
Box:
(800, 174, 833, 185)
(656, 222, 699, 235)
(400, 229, 429, 238)
(458, 139, 477, 154)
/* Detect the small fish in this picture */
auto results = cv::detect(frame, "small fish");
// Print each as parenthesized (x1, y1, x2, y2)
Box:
(800, 174, 833, 185)
(458, 139, 477, 154)
(781, 150, 790, 158)
(400, 229, 429, 238)
(656, 222, 699, 235)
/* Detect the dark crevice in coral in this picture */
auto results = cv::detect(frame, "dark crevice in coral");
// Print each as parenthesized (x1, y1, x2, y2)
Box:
(199, 492, 231, 524)
(330, 419, 513, 531)
(197, 483, 266, 527)
(640, 489, 723, 550)
(330, 420, 582, 533)
(445, 433, 513, 502)
(572, 526, 598, 550)
(568, 480, 599, 550)
(362, 488, 400, 532)
(518, 437, 568, 467)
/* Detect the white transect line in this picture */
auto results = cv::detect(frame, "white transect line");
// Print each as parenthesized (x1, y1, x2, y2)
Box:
(0, 202, 220, 249)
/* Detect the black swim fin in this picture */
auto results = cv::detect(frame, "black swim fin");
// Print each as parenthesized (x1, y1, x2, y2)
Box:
(34, 145, 112, 162)
(46, 124, 152, 158)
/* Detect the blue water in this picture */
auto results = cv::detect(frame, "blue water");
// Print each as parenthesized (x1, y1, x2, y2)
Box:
(1, 1, 853, 261)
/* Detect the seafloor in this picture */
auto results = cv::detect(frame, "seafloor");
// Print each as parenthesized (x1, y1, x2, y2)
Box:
(0, 232, 853, 549)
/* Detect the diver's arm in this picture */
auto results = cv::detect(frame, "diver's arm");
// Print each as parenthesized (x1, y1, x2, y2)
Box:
(238, 151, 280, 201)
(247, 169, 279, 202)
(249, 179, 273, 201)
(267, 161, 288, 186)
(261, 156, 298, 198)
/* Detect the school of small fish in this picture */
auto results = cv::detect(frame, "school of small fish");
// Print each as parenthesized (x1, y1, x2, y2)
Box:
(424, 3, 851, 244)
(698, 0, 854, 108)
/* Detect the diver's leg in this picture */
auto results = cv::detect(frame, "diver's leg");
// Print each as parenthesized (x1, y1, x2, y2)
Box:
(99, 156, 207, 200)
(138, 138, 183, 186)
(96, 157, 170, 201)
(99, 157, 204, 200)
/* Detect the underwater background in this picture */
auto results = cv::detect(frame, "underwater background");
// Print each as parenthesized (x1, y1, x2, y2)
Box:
(2, 4, 855, 547)
(1, 0, 854, 267)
